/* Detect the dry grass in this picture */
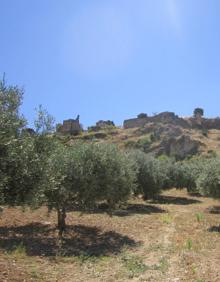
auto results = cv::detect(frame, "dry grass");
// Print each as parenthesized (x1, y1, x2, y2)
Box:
(0, 189, 220, 281)
(68, 126, 220, 157)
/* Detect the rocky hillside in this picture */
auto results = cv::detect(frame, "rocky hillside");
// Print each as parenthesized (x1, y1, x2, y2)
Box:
(56, 111, 220, 160)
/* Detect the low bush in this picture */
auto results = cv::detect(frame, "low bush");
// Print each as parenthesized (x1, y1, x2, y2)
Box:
(128, 150, 170, 199)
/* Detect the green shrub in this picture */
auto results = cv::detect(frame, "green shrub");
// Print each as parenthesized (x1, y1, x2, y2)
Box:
(201, 128, 208, 137)
(193, 108, 204, 117)
(207, 150, 217, 157)
(161, 213, 172, 224)
(196, 158, 220, 198)
(169, 158, 208, 193)
(137, 136, 151, 152)
(128, 150, 170, 199)
(195, 212, 204, 222)
(124, 140, 137, 149)
(122, 255, 149, 277)
(185, 238, 193, 250)
(124, 137, 152, 152)
(87, 126, 101, 132)
(137, 113, 147, 119)
(169, 161, 198, 192)
(150, 132, 158, 142)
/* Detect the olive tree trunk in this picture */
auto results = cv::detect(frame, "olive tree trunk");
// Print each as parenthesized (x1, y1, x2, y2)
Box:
(57, 206, 66, 241)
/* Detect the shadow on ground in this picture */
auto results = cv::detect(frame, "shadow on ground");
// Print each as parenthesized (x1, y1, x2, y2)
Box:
(0, 223, 139, 257)
(208, 225, 220, 233)
(68, 203, 166, 217)
(208, 206, 220, 214)
(113, 204, 165, 217)
(149, 195, 201, 205)
(188, 192, 203, 198)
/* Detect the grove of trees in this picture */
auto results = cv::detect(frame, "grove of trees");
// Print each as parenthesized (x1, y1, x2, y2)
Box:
(0, 78, 220, 242)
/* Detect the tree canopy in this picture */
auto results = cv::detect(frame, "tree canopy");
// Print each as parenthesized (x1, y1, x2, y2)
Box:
(42, 142, 136, 238)
(193, 108, 204, 117)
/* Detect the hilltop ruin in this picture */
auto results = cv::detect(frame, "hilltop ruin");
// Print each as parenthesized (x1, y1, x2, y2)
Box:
(56, 110, 220, 138)
(57, 115, 82, 135)
(123, 111, 220, 130)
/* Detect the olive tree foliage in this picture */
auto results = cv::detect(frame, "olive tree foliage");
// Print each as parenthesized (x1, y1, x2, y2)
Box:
(0, 77, 26, 137)
(0, 78, 56, 206)
(196, 158, 220, 198)
(167, 160, 200, 192)
(32, 105, 57, 172)
(2, 135, 42, 205)
(128, 150, 171, 199)
(127, 151, 212, 199)
(0, 78, 27, 204)
(21, 106, 57, 206)
(42, 142, 136, 238)
(172, 157, 217, 193)
(34, 104, 55, 134)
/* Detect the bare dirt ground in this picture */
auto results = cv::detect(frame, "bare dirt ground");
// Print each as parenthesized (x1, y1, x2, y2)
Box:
(0, 189, 219, 282)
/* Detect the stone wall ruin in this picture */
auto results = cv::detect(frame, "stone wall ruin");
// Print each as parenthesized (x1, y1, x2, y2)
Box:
(57, 115, 82, 135)
(123, 111, 220, 131)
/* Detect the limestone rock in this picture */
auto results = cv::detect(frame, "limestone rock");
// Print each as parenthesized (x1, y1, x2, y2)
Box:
(162, 135, 201, 160)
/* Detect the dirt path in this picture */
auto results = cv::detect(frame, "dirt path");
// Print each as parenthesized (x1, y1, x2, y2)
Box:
(149, 191, 220, 282)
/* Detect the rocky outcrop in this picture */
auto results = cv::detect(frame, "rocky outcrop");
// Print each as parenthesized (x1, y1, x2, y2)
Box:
(134, 123, 182, 140)
(153, 124, 182, 139)
(161, 135, 201, 160)
(123, 117, 149, 129)
(188, 117, 220, 130)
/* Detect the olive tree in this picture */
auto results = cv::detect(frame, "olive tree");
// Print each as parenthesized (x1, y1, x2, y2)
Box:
(128, 150, 171, 199)
(197, 158, 220, 198)
(0, 78, 56, 207)
(168, 161, 198, 192)
(2, 135, 41, 204)
(43, 142, 136, 239)
(0, 76, 26, 138)
(34, 104, 55, 134)
(0, 77, 26, 205)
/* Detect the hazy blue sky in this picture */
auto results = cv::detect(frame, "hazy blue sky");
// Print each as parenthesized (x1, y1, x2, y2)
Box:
(1, 0, 220, 127)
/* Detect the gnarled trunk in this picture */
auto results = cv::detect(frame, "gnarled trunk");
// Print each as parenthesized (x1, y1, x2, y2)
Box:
(57, 206, 66, 241)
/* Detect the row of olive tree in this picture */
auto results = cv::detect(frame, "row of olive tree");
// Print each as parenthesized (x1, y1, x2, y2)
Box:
(0, 79, 138, 240)
(128, 149, 220, 200)
(196, 158, 220, 198)
(1, 78, 220, 241)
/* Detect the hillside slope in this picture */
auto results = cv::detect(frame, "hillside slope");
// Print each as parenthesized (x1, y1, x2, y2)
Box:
(65, 124, 220, 159)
